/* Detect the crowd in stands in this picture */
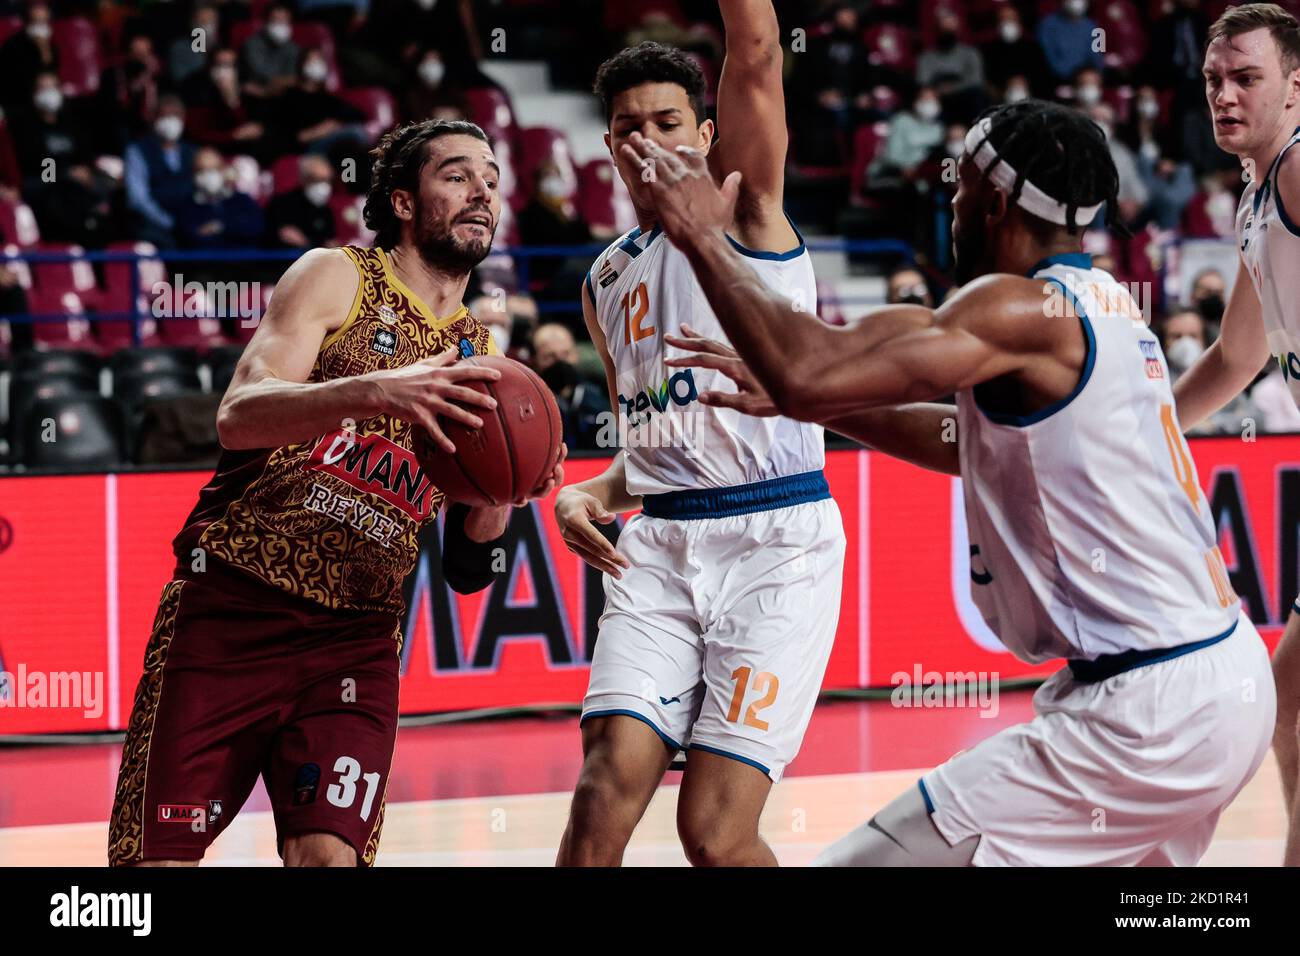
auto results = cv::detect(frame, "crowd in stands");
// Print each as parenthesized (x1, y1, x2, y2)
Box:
(0, 0, 1293, 472)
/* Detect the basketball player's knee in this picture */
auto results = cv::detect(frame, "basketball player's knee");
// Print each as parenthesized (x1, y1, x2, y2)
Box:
(569, 754, 645, 835)
(282, 832, 357, 867)
(676, 810, 755, 867)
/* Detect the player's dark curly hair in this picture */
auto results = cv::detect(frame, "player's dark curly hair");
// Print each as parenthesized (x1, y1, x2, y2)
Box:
(364, 119, 490, 250)
(970, 99, 1129, 238)
(593, 41, 707, 125)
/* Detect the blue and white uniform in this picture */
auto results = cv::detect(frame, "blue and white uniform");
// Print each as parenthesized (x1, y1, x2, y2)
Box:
(581, 221, 845, 781)
(921, 254, 1275, 865)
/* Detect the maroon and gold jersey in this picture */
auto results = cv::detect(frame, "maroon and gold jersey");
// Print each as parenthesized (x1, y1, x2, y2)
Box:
(174, 245, 497, 615)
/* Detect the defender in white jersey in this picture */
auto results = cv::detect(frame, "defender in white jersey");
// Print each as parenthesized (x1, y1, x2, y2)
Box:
(553, 2, 845, 868)
(630, 97, 1276, 866)
(1173, 5, 1300, 866)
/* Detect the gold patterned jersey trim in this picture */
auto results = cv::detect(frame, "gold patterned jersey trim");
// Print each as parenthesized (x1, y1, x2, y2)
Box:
(319, 247, 368, 351)
(378, 247, 471, 331)
(109, 580, 185, 866)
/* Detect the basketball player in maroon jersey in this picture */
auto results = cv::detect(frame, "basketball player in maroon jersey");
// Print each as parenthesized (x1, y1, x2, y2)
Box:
(108, 119, 564, 867)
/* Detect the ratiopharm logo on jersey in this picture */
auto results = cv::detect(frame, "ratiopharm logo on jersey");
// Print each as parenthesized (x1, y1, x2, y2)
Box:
(306, 428, 435, 521)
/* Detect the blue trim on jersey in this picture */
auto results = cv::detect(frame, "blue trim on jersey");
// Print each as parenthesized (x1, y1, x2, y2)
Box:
(641, 470, 830, 520)
(1024, 252, 1092, 276)
(974, 277, 1096, 427)
(724, 213, 807, 261)
(617, 224, 663, 259)
(583, 268, 595, 304)
(1292, 597, 1300, 616)
(688, 743, 772, 779)
(581, 708, 682, 750)
(1272, 131, 1300, 238)
(1066, 618, 1238, 683)
(918, 778, 935, 814)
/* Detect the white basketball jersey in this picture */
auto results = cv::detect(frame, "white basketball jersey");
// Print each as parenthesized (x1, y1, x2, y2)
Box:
(586, 223, 825, 495)
(956, 254, 1240, 663)
(1238, 126, 1300, 402)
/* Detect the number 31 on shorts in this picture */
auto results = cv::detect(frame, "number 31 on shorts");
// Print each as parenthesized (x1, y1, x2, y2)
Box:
(727, 667, 779, 732)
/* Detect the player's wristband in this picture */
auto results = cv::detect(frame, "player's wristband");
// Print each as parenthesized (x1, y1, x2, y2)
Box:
(440, 502, 504, 594)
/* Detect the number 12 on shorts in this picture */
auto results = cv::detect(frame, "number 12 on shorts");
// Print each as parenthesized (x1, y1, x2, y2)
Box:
(727, 667, 779, 732)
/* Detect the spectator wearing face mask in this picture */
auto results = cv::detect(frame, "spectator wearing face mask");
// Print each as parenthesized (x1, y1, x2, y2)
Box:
(1002, 75, 1032, 106)
(984, 7, 1049, 97)
(175, 147, 265, 250)
(467, 291, 538, 363)
(185, 49, 269, 161)
(1160, 307, 1261, 435)
(123, 95, 197, 247)
(517, 160, 591, 291)
(1181, 171, 1241, 238)
(1086, 102, 1148, 227)
(916, 10, 987, 123)
(402, 50, 467, 123)
(0, 2, 59, 117)
(1121, 86, 1196, 230)
(886, 266, 934, 307)
(99, 34, 163, 143)
(532, 322, 609, 451)
(242, 4, 301, 100)
(270, 49, 368, 158)
(1189, 269, 1227, 325)
(1037, 0, 1104, 82)
(167, 3, 221, 86)
(266, 154, 339, 249)
(13, 72, 94, 187)
(870, 89, 945, 189)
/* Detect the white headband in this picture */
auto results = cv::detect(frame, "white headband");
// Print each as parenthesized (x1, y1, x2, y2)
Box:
(963, 118, 1103, 228)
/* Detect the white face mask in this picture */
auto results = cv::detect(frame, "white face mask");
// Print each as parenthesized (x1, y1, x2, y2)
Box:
(195, 169, 225, 196)
(212, 64, 237, 85)
(304, 181, 332, 206)
(1165, 336, 1204, 371)
(27, 23, 51, 40)
(1140, 140, 1161, 161)
(1066, 0, 1087, 16)
(945, 139, 964, 159)
(418, 58, 445, 88)
(915, 99, 940, 121)
(999, 22, 1021, 43)
(266, 22, 292, 44)
(538, 175, 568, 200)
(1137, 98, 1160, 120)
(34, 88, 62, 114)
(302, 59, 328, 83)
(155, 115, 184, 141)
(414, 0, 438, 10)
(1006, 85, 1029, 103)
(488, 323, 509, 354)
(1076, 84, 1102, 106)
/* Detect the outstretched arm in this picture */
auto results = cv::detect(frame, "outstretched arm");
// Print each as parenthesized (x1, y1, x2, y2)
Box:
(709, 0, 798, 252)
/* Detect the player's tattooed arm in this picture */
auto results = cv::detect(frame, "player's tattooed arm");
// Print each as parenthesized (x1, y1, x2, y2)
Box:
(709, 0, 797, 253)
(217, 248, 500, 451)
(1172, 256, 1267, 431)
(665, 328, 959, 475)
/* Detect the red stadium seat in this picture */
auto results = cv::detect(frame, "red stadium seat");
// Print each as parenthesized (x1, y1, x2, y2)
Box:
(155, 282, 231, 350)
(464, 86, 518, 146)
(32, 243, 100, 313)
(1094, 0, 1147, 71)
(52, 17, 101, 97)
(1102, 86, 1134, 124)
(920, 2, 972, 48)
(576, 159, 624, 236)
(863, 24, 917, 75)
(95, 241, 163, 351)
(339, 87, 397, 143)
(270, 154, 301, 196)
(0, 16, 21, 46)
(515, 126, 579, 212)
(850, 121, 891, 207)
(28, 289, 94, 352)
(329, 192, 374, 247)
(0, 198, 41, 247)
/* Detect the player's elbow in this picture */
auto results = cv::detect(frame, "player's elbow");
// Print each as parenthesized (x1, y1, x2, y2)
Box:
(215, 396, 253, 450)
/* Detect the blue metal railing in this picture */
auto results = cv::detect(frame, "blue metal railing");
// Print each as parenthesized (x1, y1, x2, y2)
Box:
(0, 238, 918, 345)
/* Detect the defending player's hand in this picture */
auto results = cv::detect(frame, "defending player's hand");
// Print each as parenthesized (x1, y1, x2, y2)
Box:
(554, 486, 631, 578)
(512, 443, 567, 507)
(664, 325, 779, 416)
(370, 349, 502, 454)
(618, 131, 741, 249)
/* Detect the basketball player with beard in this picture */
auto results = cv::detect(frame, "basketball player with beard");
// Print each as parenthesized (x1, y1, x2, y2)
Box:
(109, 119, 564, 867)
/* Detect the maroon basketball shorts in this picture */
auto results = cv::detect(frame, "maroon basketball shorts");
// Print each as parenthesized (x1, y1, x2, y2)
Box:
(108, 559, 401, 866)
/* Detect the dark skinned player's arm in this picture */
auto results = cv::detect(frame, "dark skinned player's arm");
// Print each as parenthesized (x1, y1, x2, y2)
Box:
(822, 404, 961, 476)
(709, 0, 799, 251)
(679, 232, 1056, 421)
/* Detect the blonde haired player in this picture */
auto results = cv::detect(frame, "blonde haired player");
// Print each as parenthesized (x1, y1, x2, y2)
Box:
(553, 1, 845, 867)
(1172, 3, 1300, 866)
